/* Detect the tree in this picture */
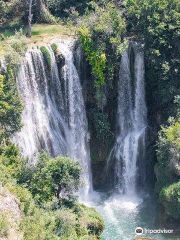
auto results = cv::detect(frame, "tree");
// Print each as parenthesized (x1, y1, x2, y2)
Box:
(26, 0, 33, 38)
(125, 0, 180, 112)
(22, 152, 82, 204)
(0, 69, 23, 138)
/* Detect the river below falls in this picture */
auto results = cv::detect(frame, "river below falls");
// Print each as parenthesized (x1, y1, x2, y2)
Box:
(89, 192, 176, 240)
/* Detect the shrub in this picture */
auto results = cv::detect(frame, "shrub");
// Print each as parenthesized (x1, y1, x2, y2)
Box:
(156, 115, 180, 192)
(0, 213, 10, 237)
(4, 30, 29, 68)
(0, 162, 12, 185)
(0, 69, 23, 137)
(0, 143, 23, 181)
(156, 97, 180, 220)
(159, 182, 180, 219)
(54, 208, 78, 238)
(40, 46, 52, 70)
(21, 208, 60, 240)
(93, 111, 113, 142)
(51, 43, 58, 52)
(47, 0, 90, 17)
(74, 204, 104, 237)
(8, 185, 36, 216)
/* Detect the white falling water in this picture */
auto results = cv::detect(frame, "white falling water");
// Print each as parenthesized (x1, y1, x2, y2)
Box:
(115, 42, 147, 195)
(13, 40, 92, 197)
(14, 48, 69, 160)
(58, 40, 92, 199)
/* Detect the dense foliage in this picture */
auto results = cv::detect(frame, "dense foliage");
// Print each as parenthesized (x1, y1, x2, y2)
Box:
(0, 69, 23, 138)
(4, 30, 29, 67)
(0, 148, 103, 240)
(78, 1, 126, 89)
(93, 111, 113, 142)
(47, 0, 91, 17)
(20, 152, 82, 204)
(126, 0, 180, 113)
(0, 0, 26, 28)
(156, 97, 180, 220)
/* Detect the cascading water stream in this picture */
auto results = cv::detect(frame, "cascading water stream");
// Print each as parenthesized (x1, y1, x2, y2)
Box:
(94, 43, 166, 240)
(13, 39, 92, 198)
(115, 42, 147, 195)
(58, 40, 92, 199)
(14, 48, 69, 159)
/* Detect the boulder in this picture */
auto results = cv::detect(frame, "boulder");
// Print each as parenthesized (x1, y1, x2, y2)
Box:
(55, 49, 65, 69)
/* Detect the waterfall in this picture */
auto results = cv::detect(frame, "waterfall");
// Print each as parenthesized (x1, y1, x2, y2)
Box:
(58, 40, 92, 198)
(14, 48, 69, 159)
(14, 39, 92, 197)
(115, 42, 147, 195)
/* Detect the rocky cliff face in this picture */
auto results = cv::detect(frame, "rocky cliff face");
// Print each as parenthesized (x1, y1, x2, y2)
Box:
(0, 187, 23, 240)
(73, 41, 118, 191)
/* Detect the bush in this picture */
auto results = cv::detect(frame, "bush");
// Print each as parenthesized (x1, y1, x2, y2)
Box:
(0, 213, 10, 237)
(54, 208, 78, 238)
(156, 97, 180, 220)
(40, 46, 52, 70)
(21, 208, 60, 240)
(0, 68, 23, 138)
(51, 43, 58, 52)
(78, 1, 127, 108)
(0, 0, 26, 26)
(156, 116, 180, 192)
(4, 30, 29, 68)
(159, 182, 180, 219)
(0, 143, 23, 181)
(93, 111, 113, 142)
(8, 185, 36, 216)
(76, 204, 104, 237)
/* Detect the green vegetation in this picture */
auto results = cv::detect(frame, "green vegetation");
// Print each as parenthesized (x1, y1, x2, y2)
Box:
(31, 24, 73, 36)
(0, 145, 103, 240)
(0, 68, 23, 138)
(126, 0, 180, 113)
(0, 213, 9, 238)
(0, 0, 26, 27)
(0, 152, 104, 240)
(78, 1, 126, 89)
(47, 0, 90, 17)
(93, 112, 113, 143)
(51, 43, 58, 51)
(159, 182, 180, 219)
(0, 0, 179, 231)
(20, 152, 82, 204)
(40, 46, 52, 70)
(156, 97, 180, 220)
(3, 30, 29, 67)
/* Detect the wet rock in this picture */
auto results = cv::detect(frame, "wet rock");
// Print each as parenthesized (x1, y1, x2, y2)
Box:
(55, 49, 65, 69)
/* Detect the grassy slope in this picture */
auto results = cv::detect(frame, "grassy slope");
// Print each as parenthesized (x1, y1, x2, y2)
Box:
(0, 24, 77, 58)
